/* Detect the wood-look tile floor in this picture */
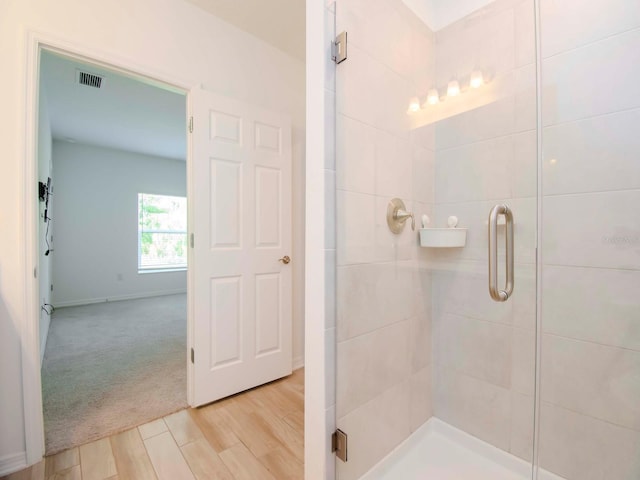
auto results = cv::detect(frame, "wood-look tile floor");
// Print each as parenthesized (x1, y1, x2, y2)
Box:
(2, 369, 304, 480)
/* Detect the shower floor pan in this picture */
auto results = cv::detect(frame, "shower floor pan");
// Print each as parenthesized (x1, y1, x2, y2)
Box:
(361, 418, 565, 480)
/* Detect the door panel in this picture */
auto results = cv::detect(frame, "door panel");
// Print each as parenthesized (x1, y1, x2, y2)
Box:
(192, 88, 292, 406)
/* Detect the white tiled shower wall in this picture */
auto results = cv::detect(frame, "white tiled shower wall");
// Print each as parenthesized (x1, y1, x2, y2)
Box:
(333, 0, 436, 478)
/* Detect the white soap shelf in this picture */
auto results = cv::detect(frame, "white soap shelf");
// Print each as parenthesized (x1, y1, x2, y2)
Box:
(419, 228, 467, 248)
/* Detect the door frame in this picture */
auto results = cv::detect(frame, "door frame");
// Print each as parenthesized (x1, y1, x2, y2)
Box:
(22, 30, 196, 464)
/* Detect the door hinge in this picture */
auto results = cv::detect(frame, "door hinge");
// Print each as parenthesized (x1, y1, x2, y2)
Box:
(191, 348, 195, 364)
(332, 31, 348, 64)
(190, 233, 194, 248)
(332, 429, 348, 462)
(189, 116, 194, 133)
(33, 267, 37, 279)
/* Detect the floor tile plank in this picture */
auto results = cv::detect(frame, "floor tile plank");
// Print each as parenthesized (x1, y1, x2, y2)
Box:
(214, 400, 282, 459)
(180, 439, 234, 480)
(164, 410, 204, 447)
(143, 431, 194, 480)
(188, 408, 240, 454)
(283, 410, 304, 432)
(45, 449, 79, 478)
(48, 465, 81, 480)
(258, 446, 304, 480)
(138, 419, 168, 441)
(79, 438, 117, 480)
(218, 443, 277, 480)
(110, 429, 157, 480)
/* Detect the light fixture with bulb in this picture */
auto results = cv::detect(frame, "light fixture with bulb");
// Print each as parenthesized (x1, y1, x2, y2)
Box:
(407, 96, 421, 113)
(408, 69, 488, 114)
(426, 88, 440, 105)
(447, 79, 460, 97)
(470, 70, 484, 88)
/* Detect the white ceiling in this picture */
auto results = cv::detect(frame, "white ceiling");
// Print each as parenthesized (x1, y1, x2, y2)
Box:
(185, 0, 306, 61)
(40, 51, 186, 161)
(402, 0, 496, 31)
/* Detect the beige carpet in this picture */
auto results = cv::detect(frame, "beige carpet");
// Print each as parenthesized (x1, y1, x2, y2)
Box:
(42, 294, 187, 454)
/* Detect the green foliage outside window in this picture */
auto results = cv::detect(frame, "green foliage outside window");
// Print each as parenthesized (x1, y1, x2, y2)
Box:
(138, 193, 187, 270)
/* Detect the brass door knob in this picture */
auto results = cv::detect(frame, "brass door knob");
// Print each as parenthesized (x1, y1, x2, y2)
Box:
(279, 255, 291, 264)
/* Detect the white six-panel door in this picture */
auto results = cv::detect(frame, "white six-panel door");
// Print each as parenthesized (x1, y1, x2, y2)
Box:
(191, 88, 292, 406)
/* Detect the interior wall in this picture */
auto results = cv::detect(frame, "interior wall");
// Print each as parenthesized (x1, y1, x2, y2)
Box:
(334, 0, 435, 478)
(429, 0, 538, 462)
(37, 91, 53, 364)
(537, 0, 640, 477)
(0, 0, 305, 470)
(51, 141, 187, 307)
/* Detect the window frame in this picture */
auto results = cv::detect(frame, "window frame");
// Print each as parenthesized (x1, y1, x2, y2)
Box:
(137, 193, 188, 273)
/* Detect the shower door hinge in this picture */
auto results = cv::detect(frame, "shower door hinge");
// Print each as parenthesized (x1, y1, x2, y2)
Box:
(332, 31, 348, 64)
(188, 116, 193, 133)
(191, 348, 195, 364)
(190, 233, 194, 248)
(332, 429, 348, 462)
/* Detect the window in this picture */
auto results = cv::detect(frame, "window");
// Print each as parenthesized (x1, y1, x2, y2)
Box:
(138, 193, 187, 271)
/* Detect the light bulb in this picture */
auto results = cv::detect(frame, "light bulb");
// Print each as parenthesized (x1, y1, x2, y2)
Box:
(407, 96, 421, 113)
(426, 88, 439, 105)
(447, 80, 460, 97)
(470, 70, 484, 88)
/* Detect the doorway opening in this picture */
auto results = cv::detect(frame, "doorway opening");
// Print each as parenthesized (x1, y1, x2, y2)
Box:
(37, 49, 189, 454)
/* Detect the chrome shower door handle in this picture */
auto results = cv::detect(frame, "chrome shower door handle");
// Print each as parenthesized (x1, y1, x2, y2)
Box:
(488, 204, 514, 302)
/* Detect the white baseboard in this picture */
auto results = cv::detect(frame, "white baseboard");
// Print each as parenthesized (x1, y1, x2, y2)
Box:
(293, 355, 304, 370)
(0, 452, 27, 476)
(53, 289, 187, 308)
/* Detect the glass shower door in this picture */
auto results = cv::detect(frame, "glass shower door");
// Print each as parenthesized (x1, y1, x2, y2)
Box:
(333, 0, 539, 478)
(535, 1, 640, 478)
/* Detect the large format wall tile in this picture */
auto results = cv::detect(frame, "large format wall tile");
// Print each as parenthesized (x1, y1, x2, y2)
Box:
(542, 265, 640, 351)
(510, 391, 535, 461)
(542, 29, 640, 126)
(512, 130, 537, 198)
(434, 367, 512, 451)
(336, 190, 376, 265)
(540, 0, 640, 58)
(511, 327, 535, 396)
(375, 132, 413, 198)
(410, 365, 432, 431)
(337, 262, 415, 341)
(515, 0, 536, 67)
(435, 136, 514, 203)
(434, 313, 512, 388)
(336, 381, 412, 480)
(410, 312, 432, 373)
(538, 402, 640, 480)
(543, 109, 640, 196)
(541, 334, 640, 430)
(435, 5, 516, 87)
(337, 43, 412, 139)
(434, 97, 516, 151)
(336, 115, 376, 195)
(432, 268, 513, 324)
(337, 320, 411, 417)
(412, 146, 435, 205)
(542, 190, 640, 270)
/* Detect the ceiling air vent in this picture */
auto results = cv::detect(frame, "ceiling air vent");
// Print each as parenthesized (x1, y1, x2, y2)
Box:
(76, 70, 104, 89)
